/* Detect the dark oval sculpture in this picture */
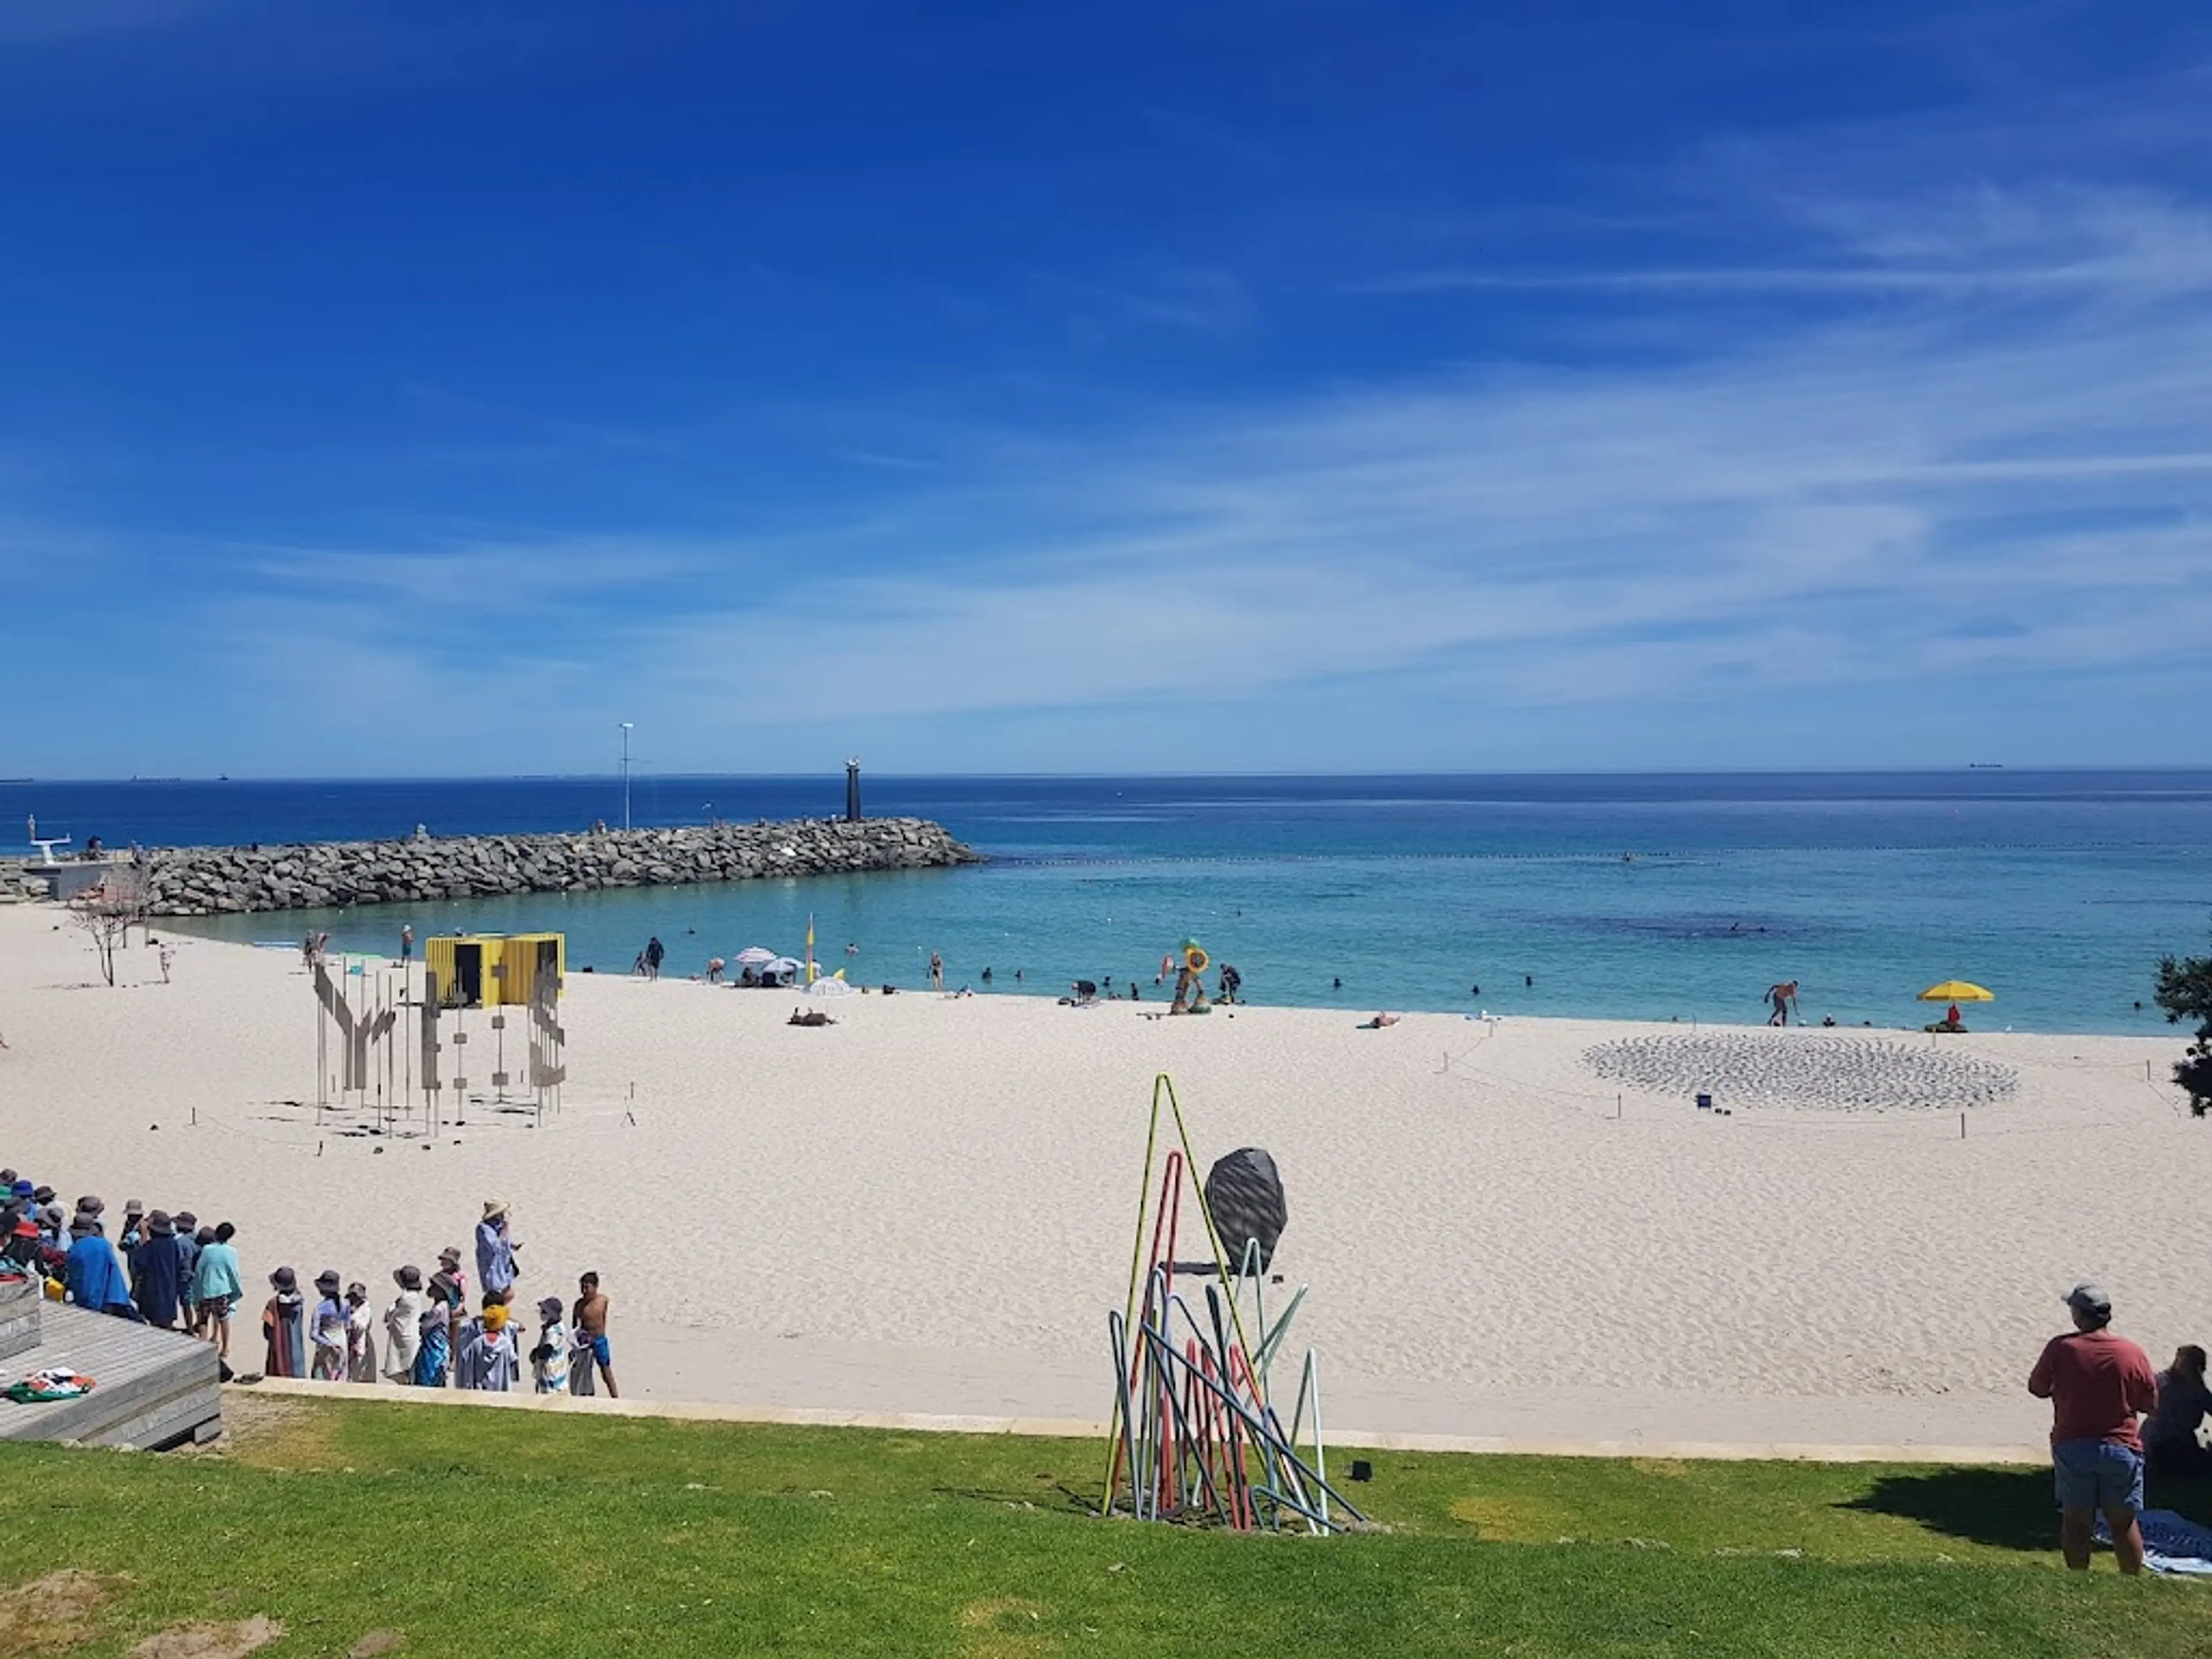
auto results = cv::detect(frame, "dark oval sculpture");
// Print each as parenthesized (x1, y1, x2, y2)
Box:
(1203, 1147, 1287, 1274)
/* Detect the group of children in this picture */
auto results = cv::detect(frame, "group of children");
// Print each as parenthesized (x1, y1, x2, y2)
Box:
(253, 1197, 619, 1399)
(4, 1172, 618, 1403)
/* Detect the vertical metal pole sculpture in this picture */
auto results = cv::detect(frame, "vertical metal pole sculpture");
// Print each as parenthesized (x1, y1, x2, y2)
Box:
(528, 959, 566, 1122)
(421, 969, 443, 1138)
(315, 961, 353, 1098)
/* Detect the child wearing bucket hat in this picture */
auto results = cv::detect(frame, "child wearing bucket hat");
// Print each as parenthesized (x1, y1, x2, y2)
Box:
(529, 1294, 571, 1395)
(384, 1266, 427, 1384)
(344, 1282, 377, 1382)
(263, 1267, 306, 1378)
(426, 1249, 468, 1384)
(310, 1270, 347, 1380)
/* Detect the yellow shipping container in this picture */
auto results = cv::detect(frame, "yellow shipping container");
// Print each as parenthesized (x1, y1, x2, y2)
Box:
(425, 932, 565, 1009)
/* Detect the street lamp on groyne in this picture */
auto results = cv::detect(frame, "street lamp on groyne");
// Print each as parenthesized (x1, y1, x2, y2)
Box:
(619, 722, 634, 831)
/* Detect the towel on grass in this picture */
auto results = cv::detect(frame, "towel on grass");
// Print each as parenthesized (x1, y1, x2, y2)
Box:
(2094, 1509, 2212, 1575)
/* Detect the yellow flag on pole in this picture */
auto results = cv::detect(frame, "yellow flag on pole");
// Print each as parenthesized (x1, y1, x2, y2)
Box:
(806, 913, 817, 983)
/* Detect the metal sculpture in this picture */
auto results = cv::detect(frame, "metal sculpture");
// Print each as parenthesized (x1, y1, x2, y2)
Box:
(314, 959, 395, 1105)
(308, 934, 563, 1138)
(1102, 1074, 1362, 1534)
(1202, 1147, 1287, 1275)
(420, 968, 443, 1131)
(1168, 941, 1211, 1016)
(527, 947, 566, 1117)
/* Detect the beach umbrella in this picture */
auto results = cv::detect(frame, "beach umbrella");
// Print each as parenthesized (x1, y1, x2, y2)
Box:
(1917, 980, 1995, 1002)
(734, 946, 777, 967)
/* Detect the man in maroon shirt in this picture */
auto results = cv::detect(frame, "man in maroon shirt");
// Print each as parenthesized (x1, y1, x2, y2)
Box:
(2028, 1283, 2158, 1573)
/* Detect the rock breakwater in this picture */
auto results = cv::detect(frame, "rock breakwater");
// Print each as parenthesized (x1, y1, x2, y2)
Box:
(141, 819, 980, 916)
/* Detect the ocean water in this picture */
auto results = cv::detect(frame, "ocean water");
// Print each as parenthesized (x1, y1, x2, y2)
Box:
(7, 772, 2210, 1034)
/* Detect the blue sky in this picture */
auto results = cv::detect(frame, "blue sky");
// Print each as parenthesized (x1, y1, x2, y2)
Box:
(3, 0, 2209, 776)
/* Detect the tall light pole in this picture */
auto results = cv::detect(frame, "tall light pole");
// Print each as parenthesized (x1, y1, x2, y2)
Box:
(619, 722, 634, 831)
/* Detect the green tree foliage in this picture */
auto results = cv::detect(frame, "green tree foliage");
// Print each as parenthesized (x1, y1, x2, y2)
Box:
(2154, 934, 2212, 1117)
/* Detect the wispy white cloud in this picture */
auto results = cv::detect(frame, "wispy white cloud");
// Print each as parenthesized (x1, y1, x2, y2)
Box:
(1349, 184, 2212, 302)
(7, 37, 2211, 772)
(1138, 107, 1284, 168)
(171, 243, 2212, 745)
(1022, 264, 1253, 335)
(0, 0, 228, 44)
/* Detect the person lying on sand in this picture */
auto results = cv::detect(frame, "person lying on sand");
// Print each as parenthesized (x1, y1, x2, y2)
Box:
(1358, 1012, 1400, 1029)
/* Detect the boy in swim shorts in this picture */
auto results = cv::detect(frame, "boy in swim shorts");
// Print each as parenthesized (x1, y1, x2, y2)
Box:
(573, 1271, 619, 1399)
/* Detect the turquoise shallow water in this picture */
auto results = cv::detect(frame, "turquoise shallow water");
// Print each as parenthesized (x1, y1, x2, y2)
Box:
(10, 771, 2210, 1033)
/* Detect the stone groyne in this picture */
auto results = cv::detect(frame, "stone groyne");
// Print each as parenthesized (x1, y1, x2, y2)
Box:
(139, 819, 980, 916)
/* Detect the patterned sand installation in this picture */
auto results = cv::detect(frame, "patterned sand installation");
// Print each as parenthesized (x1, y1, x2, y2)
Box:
(1583, 1031, 2020, 1112)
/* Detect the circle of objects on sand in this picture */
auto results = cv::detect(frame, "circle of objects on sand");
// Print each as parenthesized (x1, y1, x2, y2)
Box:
(1582, 1033, 2019, 1112)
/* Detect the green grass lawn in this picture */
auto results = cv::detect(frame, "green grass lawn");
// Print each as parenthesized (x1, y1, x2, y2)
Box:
(1, 1394, 2206, 1657)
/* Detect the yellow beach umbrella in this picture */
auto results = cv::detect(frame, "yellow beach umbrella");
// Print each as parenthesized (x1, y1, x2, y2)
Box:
(1918, 980, 1994, 1002)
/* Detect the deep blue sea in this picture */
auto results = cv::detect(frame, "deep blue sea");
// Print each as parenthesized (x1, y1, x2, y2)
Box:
(7, 772, 2209, 1034)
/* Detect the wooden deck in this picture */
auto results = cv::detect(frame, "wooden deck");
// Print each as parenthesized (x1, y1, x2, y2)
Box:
(0, 1298, 221, 1450)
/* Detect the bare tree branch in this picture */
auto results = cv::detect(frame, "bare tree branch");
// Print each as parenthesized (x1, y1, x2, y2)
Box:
(69, 868, 150, 988)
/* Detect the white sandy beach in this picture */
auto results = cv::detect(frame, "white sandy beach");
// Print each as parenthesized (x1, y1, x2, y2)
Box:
(0, 900, 2200, 1453)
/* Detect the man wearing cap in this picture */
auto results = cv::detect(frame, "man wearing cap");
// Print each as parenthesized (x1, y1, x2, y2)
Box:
(2029, 1283, 2159, 1573)
(476, 1198, 518, 1306)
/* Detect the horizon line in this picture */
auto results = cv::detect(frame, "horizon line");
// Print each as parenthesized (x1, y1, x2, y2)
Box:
(7, 764, 2212, 787)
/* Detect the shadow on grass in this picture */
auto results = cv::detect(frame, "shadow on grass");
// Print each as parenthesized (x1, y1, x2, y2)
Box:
(1838, 1468, 2054, 1551)
(931, 1484, 1097, 1518)
(2147, 1468, 2212, 1523)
